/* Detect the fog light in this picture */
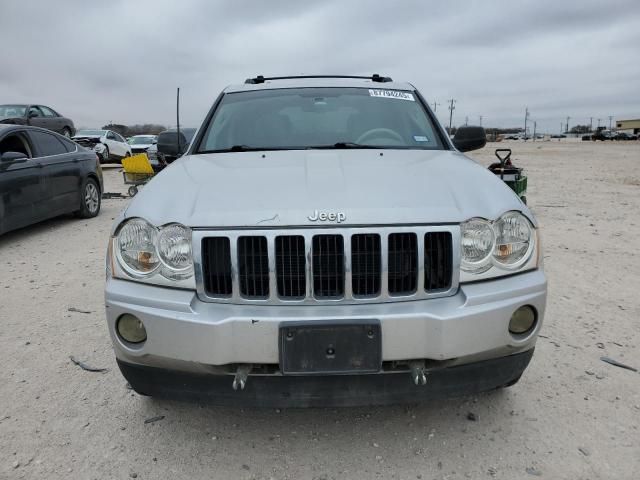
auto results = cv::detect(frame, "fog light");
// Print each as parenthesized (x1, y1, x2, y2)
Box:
(509, 305, 536, 335)
(117, 314, 147, 343)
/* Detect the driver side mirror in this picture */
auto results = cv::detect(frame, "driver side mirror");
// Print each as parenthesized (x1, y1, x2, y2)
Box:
(1, 151, 29, 162)
(452, 126, 487, 152)
(28, 111, 39, 118)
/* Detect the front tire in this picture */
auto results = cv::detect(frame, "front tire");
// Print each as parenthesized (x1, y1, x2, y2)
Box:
(76, 178, 101, 218)
(62, 127, 72, 138)
(101, 146, 110, 163)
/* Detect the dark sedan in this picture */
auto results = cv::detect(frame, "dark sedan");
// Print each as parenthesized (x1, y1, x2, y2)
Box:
(0, 104, 76, 138)
(0, 125, 102, 235)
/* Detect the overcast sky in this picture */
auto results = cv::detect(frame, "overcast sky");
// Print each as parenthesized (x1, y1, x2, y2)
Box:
(1, 0, 638, 133)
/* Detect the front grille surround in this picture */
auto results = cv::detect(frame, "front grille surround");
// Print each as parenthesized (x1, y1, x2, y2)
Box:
(193, 226, 460, 305)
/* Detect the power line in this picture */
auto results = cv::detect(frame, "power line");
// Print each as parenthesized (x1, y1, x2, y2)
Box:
(448, 99, 456, 132)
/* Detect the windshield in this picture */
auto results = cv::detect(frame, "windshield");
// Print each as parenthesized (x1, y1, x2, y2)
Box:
(76, 129, 106, 136)
(129, 136, 155, 145)
(197, 87, 444, 152)
(0, 105, 27, 119)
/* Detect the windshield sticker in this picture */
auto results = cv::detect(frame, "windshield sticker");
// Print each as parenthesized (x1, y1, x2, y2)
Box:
(369, 89, 415, 101)
(413, 135, 429, 142)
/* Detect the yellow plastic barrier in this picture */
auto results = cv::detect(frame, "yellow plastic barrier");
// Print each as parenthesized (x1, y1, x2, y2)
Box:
(122, 154, 154, 174)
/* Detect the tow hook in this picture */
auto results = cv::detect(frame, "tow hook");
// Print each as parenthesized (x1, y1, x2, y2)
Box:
(409, 361, 428, 386)
(232, 364, 252, 391)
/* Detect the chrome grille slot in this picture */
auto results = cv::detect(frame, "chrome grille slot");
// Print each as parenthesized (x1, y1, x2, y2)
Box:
(201, 237, 232, 297)
(195, 226, 459, 305)
(238, 236, 269, 298)
(424, 231, 453, 291)
(276, 235, 306, 299)
(351, 234, 381, 297)
(312, 234, 345, 299)
(388, 232, 418, 295)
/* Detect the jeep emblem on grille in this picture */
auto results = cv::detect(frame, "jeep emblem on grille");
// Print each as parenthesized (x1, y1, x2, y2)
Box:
(308, 210, 346, 223)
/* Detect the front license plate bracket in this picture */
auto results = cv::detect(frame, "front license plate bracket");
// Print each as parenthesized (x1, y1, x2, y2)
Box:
(279, 320, 382, 375)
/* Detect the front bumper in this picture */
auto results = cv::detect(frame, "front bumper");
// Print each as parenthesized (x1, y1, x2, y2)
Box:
(117, 349, 534, 407)
(105, 269, 546, 371)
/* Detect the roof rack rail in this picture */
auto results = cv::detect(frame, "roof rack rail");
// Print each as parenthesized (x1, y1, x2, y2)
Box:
(244, 74, 393, 84)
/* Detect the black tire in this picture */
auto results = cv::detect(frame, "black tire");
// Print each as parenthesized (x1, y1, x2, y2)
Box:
(76, 177, 101, 218)
(128, 185, 138, 197)
(102, 146, 110, 163)
(61, 127, 72, 138)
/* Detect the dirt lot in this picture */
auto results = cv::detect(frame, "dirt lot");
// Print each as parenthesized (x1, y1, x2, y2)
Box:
(1, 140, 639, 480)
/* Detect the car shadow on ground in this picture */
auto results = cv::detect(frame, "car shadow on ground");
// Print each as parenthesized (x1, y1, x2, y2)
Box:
(0, 214, 82, 248)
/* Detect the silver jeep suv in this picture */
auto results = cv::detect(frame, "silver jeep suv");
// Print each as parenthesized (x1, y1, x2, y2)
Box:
(105, 75, 547, 407)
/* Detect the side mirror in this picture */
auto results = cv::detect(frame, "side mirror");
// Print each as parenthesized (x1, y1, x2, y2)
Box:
(28, 111, 39, 118)
(152, 139, 157, 144)
(452, 126, 487, 152)
(1, 151, 29, 162)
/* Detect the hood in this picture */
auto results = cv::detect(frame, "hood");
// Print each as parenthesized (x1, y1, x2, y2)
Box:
(130, 143, 153, 149)
(122, 150, 534, 229)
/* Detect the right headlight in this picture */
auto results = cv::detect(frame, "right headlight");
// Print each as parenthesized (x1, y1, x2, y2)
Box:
(460, 211, 538, 282)
(110, 218, 195, 289)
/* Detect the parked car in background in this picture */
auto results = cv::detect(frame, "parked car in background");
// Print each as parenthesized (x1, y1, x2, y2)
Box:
(0, 125, 102, 235)
(128, 135, 157, 154)
(0, 104, 75, 137)
(72, 129, 132, 163)
(156, 127, 196, 164)
(615, 132, 637, 141)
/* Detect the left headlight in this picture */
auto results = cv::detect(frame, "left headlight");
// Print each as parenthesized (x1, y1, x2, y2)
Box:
(460, 211, 538, 282)
(109, 218, 195, 288)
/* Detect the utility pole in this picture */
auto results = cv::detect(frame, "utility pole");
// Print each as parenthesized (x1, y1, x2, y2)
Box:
(533, 121, 537, 141)
(432, 101, 440, 113)
(590, 117, 593, 132)
(465, 116, 469, 126)
(479, 115, 483, 127)
(559, 123, 563, 141)
(608, 115, 613, 132)
(448, 99, 456, 134)
(524, 107, 530, 141)
(566, 116, 571, 134)
(597, 118, 601, 129)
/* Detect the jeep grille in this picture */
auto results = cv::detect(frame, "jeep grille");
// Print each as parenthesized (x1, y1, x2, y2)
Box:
(196, 226, 459, 305)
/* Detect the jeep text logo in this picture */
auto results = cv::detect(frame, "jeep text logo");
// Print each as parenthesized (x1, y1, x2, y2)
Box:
(308, 210, 346, 223)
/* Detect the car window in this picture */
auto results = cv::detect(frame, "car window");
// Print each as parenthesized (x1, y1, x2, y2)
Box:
(58, 136, 78, 153)
(0, 105, 27, 119)
(28, 106, 44, 118)
(40, 106, 57, 117)
(0, 132, 33, 158)
(106, 131, 116, 140)
(115, 133, 126, 143)
(198, 87, 444, 152)
(28, 130, 68, 157)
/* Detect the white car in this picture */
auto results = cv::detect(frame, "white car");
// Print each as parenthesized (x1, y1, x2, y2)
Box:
(73, 129, 132, 163)
(128, 135, 157, 155)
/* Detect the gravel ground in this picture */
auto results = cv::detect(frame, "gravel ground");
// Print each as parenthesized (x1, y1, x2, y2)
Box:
(1, 141, 639, 480)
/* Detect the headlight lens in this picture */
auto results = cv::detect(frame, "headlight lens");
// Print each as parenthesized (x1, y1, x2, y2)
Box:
(157, 223, 193, 279)
(116, 218, 160, 275)
(461, 218, 495, 273)
(113, 219, 194, 286)
(493, 211, 533, 267)
(460, 212, 538, 281)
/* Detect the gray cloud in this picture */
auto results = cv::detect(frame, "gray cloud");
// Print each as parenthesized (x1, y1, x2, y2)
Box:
(0, 0, 638, 132)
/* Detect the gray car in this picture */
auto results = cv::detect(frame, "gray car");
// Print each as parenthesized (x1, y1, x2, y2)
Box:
(0, 104, 75, 137)
(105, 75, 547, 407)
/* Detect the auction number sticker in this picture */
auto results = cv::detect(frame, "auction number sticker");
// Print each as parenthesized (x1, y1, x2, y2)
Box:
(369, 89, 415, 101)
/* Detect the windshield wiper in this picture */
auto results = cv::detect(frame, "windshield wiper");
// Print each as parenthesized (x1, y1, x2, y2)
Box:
(199, 145, 290, 153)
(307, 142, 381, 150)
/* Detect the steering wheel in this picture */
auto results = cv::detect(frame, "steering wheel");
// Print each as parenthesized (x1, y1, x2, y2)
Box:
(356, 128, 404, 145)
